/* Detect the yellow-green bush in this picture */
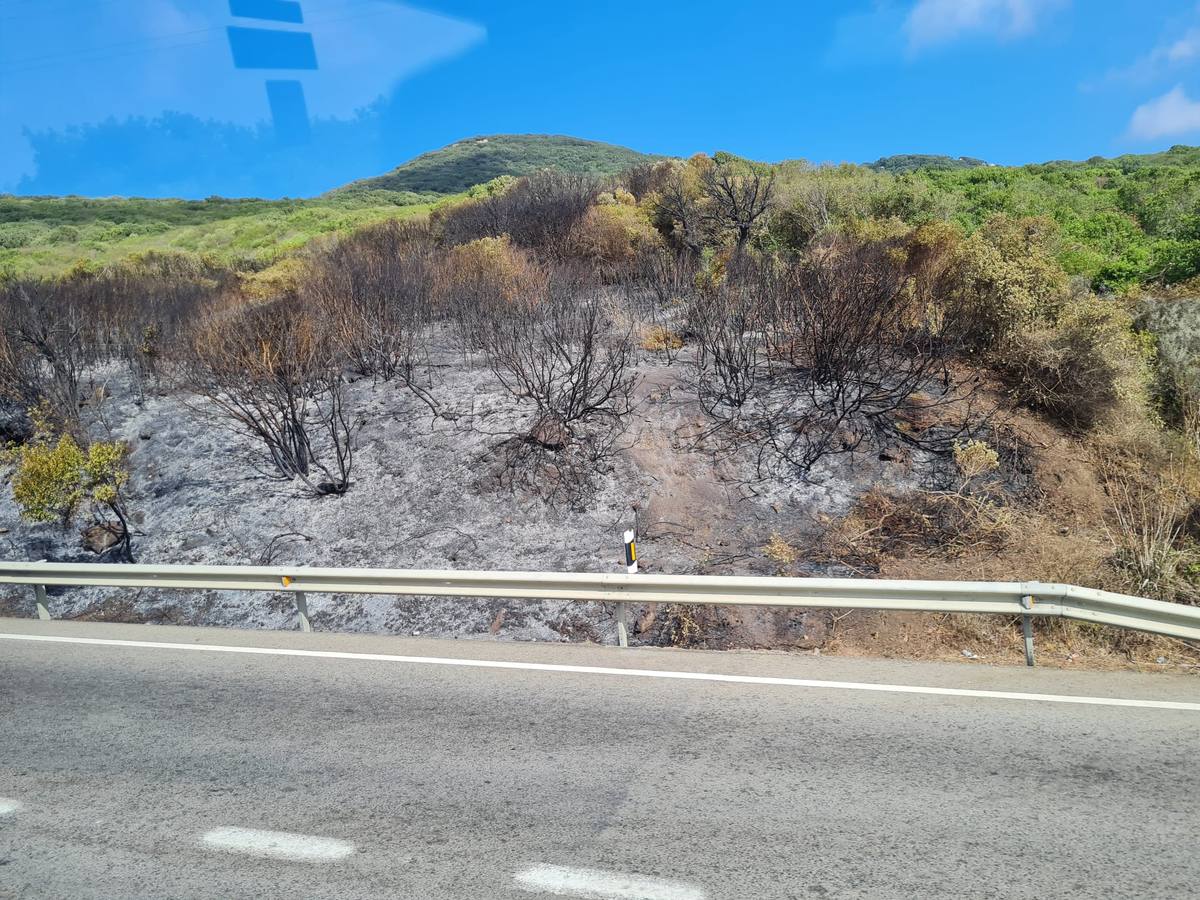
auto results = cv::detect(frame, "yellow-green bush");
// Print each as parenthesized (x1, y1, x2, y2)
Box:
(570, 201, 662, 267)
(996, 293, 1151, 431)
(942, 215, 1069, 351)
(3, 408, 133, 556)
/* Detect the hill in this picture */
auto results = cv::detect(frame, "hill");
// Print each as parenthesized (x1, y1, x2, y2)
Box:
(336, 134, 656, 195)
(867, 154, 990, 173)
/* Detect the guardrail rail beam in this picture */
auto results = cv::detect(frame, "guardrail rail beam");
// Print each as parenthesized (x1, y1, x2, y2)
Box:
(1, 562, 1198, 647)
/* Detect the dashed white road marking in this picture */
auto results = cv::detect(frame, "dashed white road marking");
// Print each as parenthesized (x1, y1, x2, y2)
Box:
(200, 826, 355, 862)
(2, 631, 1198, 711)
(0, 798, 24, 816)
(514, 865, 707, 900)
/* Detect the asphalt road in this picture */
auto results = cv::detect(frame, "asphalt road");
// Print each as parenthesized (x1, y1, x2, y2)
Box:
(0, 619, 1197, 900)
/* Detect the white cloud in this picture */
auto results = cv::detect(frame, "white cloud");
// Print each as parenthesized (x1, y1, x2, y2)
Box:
(1165, 28, 1200, 64)
(1090, 26, 1200, 88)
(1127, 85, 1200, 140)
(904, 0, 1066, 51)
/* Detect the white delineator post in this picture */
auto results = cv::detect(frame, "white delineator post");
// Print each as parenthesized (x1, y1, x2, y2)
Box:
(616, 529, 637, 648)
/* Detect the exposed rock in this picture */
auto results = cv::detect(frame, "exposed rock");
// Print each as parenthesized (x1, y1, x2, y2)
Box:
(489, 607, 507, 635)
(1137, 296, 1200, 394)
(0, 401, 31, 444)
(81, 522, 126, 554)
(879, 446, 911, 465)
(635, 603, 658, 635)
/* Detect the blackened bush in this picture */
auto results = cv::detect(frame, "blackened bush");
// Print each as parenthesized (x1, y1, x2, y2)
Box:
(0, 278, 92, 427)
(435, 170, 600, 258)
(466, 263, 639, 501)
(475, 264, 637, 431)
(302, 220, 435, 382)
(183, 296, 355, 495)
(690, 239, 982, 477)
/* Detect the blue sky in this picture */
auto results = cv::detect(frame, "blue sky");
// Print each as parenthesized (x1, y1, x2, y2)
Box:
(2, 0, 1199, 197)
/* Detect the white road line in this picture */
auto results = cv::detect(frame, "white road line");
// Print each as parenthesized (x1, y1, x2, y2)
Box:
(2, 631, 1198, 711)
(515, 865, 707, 900)
(0, 798, 24, 816)
(200, 826, 354, 862)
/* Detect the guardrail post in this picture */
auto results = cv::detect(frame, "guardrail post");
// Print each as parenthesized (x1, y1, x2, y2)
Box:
(293, 592, 312, 633)
(1020, 595, 1035, 667)
(615, 602, 628, 648)
(33, 584, 50, 620)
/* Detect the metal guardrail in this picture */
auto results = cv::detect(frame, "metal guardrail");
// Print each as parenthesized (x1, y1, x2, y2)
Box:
(2, 561, 1198, 666)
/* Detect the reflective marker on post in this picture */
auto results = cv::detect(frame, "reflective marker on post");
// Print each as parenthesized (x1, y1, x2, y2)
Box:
(616, 529, 637, 648)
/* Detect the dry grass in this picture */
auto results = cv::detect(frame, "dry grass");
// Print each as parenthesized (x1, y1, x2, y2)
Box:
(762, 531, 799, 571)
(1101, 465, 1196, 603)
(640, 324, 684, 353)
(810, 406, 1200, 671)
(825, 608, 1198, 671)
(660, 603, 704, 647)
(820, 487, 1012, 574)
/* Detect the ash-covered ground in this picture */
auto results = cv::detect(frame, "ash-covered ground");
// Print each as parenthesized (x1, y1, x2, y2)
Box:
(0, 339, 929, 648)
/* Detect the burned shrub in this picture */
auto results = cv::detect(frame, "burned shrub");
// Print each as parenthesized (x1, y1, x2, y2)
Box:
(699, 162, 776, 254)
(632, 249, 697, 364)
(477, 266, 637, 429)
(688, 260, 770, 410)
(302, 220, 435, 383)
(436, 170, 601, 258)
(90, 257, 227, 399)
(465, 264, 639, 500)
(182, 297, 355, 495)
(0, 278, 92, 427)
(0, 260, 224, 426)
(691, 239, 981, 478)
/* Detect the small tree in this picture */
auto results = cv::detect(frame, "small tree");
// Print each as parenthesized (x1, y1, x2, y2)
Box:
(699, 161, 775, 254)
(4, 407, 135, 561)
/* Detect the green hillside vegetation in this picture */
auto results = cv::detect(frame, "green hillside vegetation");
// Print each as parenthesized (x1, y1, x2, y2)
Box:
(773, 143, 1200, 291)
(0, 191, 439, 277)
(3, 136, 1200, 296)
(336, 134, 656, 195)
